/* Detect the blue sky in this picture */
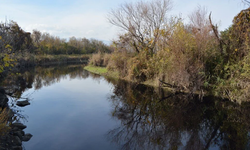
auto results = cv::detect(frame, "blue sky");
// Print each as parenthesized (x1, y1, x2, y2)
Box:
(0, 0, 247, 42)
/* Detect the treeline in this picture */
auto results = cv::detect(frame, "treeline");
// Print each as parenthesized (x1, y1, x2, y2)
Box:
(90, 0, 250, 103)
(0, 20, 112, 74)
(0, 21, 112, 55)
(31, 30, 111, 55)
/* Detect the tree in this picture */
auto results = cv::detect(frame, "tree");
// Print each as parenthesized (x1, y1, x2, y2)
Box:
(188, 6, 214, 59)
(0, 21, 32, 53)
(31, 29, 41, 46)
(231, 7, 250, 59)
(0, 21, 32, 74)
(8, 21, 32, 52)
(108, 0, 172, 55)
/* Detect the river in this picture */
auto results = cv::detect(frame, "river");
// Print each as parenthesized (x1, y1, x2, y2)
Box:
(1, 64, 250, 150)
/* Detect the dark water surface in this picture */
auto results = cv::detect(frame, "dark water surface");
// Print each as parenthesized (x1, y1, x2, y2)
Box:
(2, 65, 250, 150)
(14, 66, 120, 150)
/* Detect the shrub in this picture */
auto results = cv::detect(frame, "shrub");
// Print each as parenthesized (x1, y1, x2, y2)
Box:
(127, 52, 148, 82)
(89, 52, 103, 66)
(107, 52, 130, 78)
(103, 53, 112, 67)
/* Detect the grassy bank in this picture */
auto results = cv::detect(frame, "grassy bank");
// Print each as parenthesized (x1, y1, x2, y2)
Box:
(84, 65, 172, 90)
(84, 65, 119, 79)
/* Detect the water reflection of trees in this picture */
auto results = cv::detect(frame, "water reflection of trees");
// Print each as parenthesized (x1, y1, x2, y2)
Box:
(0, 65, 96, 149)
(0, 64, 103, 126)
(33, 65, 89, 90)
(108, 81, 250, 150)
(0, 65, 93, 98)
(1, 65, 250, 149)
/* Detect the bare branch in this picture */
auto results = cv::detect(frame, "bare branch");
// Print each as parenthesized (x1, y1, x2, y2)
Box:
(209, 12, 226, 56)
(242, 0, 250, 5)
(108, 0, 172, 54)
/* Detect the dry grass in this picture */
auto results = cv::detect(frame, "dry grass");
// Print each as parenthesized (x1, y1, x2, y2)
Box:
(88, 52, 112, 67)
(103, 53, 112, 67)
(107, 52, 130, 78)
(89, 52, 103, 66)
(0, 108, 10, 136)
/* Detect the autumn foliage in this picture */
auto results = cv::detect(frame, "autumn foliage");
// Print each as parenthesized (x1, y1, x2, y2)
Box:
(88, 1, 250, 102)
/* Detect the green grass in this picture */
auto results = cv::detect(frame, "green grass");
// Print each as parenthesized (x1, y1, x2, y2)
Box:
(84, 65, 108, 74)
(84, 65, 160, 86)
(84, 65, 119, 79)
(84, 65, 174, 93)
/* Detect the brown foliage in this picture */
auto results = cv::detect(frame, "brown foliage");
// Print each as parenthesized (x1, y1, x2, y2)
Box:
(103, 53, 111, 67)
(107, 52, 130, 78)
(0, 108, 10, 136)
(89, 52, 103, 66)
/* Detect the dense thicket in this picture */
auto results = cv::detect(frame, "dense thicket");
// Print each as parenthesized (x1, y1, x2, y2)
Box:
(91, 0, 250, 103)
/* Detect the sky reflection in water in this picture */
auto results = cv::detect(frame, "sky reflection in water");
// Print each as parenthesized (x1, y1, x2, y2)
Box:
(20, 66, 119, 150)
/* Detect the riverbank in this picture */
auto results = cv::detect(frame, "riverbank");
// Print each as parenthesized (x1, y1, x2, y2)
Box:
(0, 87, 32, 149)
(84, 65, 119, 80)
(17, 54, 89, 67)
(0, 54, 89, 83)
(84, 65, 174, 90)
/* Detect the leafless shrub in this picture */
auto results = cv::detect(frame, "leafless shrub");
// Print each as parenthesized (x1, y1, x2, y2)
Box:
(103, 53, 111, 67)
(89, 52, 103, 66)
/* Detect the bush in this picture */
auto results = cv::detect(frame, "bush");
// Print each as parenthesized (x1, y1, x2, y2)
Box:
(107, 52, 130, 78)
(89, 52, 103, 66)
(88, 52, 112, 67)
(126, 52, 148, 82)
(103, 53, 112, 67)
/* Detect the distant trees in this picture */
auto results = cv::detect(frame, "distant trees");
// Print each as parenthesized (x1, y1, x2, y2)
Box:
(30, 30, 112, 55)
(0, 20, 111, 56)
(0, 20, 112, 74)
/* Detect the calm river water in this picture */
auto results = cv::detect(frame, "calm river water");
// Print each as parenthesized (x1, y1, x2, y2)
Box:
(2, 65, 250, 150)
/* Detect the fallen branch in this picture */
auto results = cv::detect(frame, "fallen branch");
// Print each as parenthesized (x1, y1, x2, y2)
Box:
(159, 79, 181, 89)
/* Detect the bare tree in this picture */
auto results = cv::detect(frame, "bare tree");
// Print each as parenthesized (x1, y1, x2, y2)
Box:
(31, 29, 41, 46)
(242, 0, 250, 5)
(185, 6, 216, 95)
(189, 6, 209, 31)
(188, 5, 214, 58)
(108, 0, 172, 55)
